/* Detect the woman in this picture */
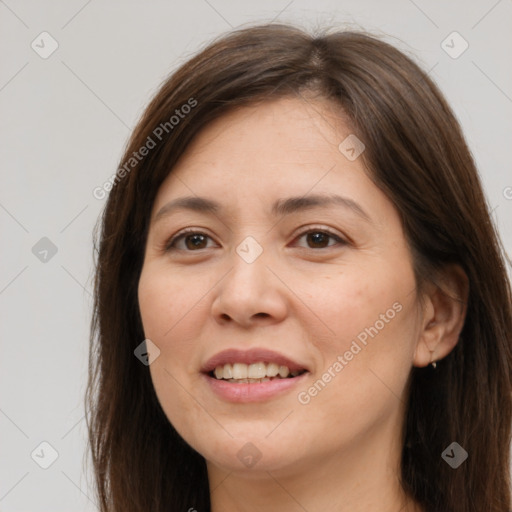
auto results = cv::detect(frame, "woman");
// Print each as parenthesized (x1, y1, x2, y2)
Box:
(86, 23, 512, 512)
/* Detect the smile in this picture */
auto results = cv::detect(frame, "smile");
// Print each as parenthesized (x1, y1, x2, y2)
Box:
(202, 348, 310, 402)
(211, 362, 307, 383)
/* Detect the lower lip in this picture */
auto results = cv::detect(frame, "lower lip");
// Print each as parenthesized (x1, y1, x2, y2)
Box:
(203, 372, 309, 403)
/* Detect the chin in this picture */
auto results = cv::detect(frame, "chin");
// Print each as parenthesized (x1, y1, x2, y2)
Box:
(196, 433, 303, 474)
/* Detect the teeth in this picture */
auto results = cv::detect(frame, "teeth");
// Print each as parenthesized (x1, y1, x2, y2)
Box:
(223, 363, 233, 379)
(212, 362, 305, 381)
(278, 365, 289, 378)
(232, 363, 248, 379)
(226, 377, 271, 383)
(266, 362, 279, 377)
(248, 362, 266, 379)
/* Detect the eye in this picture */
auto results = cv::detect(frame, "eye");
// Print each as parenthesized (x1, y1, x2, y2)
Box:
(165, 229, 215, 251)
(164, 227, 347, 252)
(292, 228, 347, 249)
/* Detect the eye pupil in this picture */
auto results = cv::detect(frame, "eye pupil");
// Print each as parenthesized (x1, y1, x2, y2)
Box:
(308, 232, 329, 248)
(186, 234, 207, 249)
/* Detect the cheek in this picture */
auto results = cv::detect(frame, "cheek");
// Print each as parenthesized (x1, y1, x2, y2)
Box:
(137, 266, 205, 394)
(138, 265, 201, 343)
(138, 266, 211, 442)
(293, 276, 417, 443)
(304, 263, 418, 383)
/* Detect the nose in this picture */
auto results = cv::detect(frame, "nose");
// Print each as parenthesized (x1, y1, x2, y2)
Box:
(210, 241, 288, 328)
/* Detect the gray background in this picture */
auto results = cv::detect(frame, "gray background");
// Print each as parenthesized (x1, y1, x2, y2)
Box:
(1, 1, 511, 510)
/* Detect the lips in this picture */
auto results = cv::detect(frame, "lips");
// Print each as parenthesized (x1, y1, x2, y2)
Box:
(201, 348, 310, 402)
(201, 348, 309, 375)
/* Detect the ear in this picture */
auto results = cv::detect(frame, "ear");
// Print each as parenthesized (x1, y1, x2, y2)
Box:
(413, 264, 469, 367)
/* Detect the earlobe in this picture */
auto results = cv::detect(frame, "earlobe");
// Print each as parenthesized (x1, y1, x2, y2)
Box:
(413, 264, 469, 368)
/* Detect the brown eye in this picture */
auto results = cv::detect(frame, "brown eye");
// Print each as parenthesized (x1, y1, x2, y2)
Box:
(183, 233, 209, 250)
(164, 227, 347, 253)
(294, 229, 346, 249)
(165, 230, 213, 251)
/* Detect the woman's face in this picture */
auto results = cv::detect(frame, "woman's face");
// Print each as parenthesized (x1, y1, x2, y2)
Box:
(138, 96, 424, 476)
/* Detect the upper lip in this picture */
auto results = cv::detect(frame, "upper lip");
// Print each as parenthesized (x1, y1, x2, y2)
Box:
(202, 348, 310, 374)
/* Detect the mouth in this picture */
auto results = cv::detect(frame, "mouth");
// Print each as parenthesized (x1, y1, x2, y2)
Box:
(201, 348, 310, 402)
(208, 362, 308, 383)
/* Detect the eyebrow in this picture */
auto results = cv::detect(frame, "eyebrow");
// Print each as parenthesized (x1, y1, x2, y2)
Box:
(153, 193, 372, 224)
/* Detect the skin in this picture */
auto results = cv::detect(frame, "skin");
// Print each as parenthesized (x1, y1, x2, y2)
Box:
(137, 96, 467, 512)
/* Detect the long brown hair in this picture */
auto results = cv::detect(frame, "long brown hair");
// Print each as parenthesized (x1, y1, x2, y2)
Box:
(86, 23, 512, 511)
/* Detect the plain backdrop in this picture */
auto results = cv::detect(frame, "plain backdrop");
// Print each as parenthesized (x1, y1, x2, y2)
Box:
(1, 1, 511, 510)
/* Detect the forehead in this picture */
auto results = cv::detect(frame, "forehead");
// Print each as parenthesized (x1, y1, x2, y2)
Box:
(152, 96, 372, 208)
(146, 97, 408, 254)
(176, 96, 351, 162)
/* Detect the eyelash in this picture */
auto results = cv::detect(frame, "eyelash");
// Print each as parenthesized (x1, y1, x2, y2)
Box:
(164, 226, 348, 252)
